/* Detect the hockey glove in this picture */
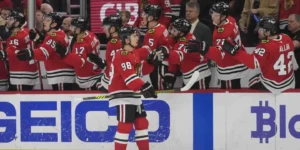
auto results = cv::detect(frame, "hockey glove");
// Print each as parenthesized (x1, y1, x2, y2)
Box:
(29, 29, 37, 40)
(36, 30, 46, 44)
(185, 40, 209, 56)
(140, 82, 157, 98)
(55, 42, 69, 58)
(16, 48, 34, 61)
(221, 40, 240, 56)
(156, 46, 169, 58)
(163, 73, 176, 89)
(146, 51, 164, 66)
(0, 50, 7, 60)
(87, 53, 107, 69)
(29, 29, 46, 44)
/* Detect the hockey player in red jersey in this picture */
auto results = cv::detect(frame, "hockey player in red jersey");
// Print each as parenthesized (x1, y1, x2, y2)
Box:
(220, 17, 296, 93)
(0, 40, 8, 91)
(109, 26, 159, 150)
(161, 18, 211, 89)
(186, 17, 296, 93)
(134, 0, 172, 36)
(208, 1, 250, 89)
(16, 12, 75, 91)
(0, 11, 39, 91)
(55, 17, 106, 91)
(101, 14, 123, 90)
(142, 4, 170, 89)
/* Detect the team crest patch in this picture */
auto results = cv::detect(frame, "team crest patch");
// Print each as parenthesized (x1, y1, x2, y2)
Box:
(121, 51, 128, 56)
(261, 40, 269, 43)
(217, 28, 224, 33)
(50, 33, 56, 36)
(148, 29, 155, 34)
(110, 38, 117, 44)
(179, 37, 186, 41)
(11, 32, 17, 36)
(77, 39, 84, 42)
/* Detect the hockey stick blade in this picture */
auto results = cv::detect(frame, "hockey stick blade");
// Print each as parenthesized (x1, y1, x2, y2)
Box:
(180, 71, 200, 91)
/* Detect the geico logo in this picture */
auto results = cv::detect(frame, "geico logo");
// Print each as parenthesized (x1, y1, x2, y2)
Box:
(0, 100, 170, 143)
(100, 3, 138, 25)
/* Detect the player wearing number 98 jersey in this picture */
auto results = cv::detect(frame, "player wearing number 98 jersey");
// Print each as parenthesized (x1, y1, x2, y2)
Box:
(16, 12, 75, 91)
(221, 17, 296, 93)
(109, 26, 157, 150)
(210, 2, 250, 89)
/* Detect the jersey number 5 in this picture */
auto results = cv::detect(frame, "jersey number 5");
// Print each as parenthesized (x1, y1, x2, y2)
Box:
(273, 51, 293, 76)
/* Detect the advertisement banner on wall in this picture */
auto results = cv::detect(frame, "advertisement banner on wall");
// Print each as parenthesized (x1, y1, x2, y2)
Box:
(0, 93, 194, 150)
(212, 93, 300, 150)
(90, 0, 139, 33)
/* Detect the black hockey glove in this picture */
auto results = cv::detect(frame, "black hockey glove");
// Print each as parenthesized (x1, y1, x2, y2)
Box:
(140, 82, 157, 98)
(146, 51, 164, 66)
(185, 40, 209, 56)
(87, 53, 107, 69)
(163, 73, 176, 89)
(156, 46, 169, 58)
(29, 29, 37, 40)
(221, 40, 240, 56)
(36, 30, 46, 44)
(0, 50, 7, 60)
(16, 48, 34, 61)
(29, 29, 46, 44)
(55, 42, 68, 58)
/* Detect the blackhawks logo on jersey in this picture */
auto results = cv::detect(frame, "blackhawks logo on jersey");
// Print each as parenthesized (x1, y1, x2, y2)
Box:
(110, 38, 118, 44)
(11, 32, 17, 36)
(121, 50, 128, 56)
(217, 28, 224, 33)
(148, 29, 155, 34)
(179, 37, 186, 41)
(77, 39, 83, 42)
(50, 33, 56, 36)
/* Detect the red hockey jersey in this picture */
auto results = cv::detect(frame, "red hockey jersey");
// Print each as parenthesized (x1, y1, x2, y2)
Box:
(232, 34, 295, 93)
(103, 37, 122, 88)
(143, 23, 169, 52)
(63, 31, 102, 88)
(210, 17, 249, 80)
(168, 33, 211, 84)
(6, 28, 38, 85)
(33, 29, 75, 85)
(169, 0, 182, 18)
(0, 40, 8, 90)
(134, 0, 172, 35)
(108, 48, 154, 107)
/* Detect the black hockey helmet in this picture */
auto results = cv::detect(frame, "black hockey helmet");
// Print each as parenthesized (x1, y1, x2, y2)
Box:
(102, 14, 122, 30)
(143, 4, 162, 20)
(172, 18, 191, 36)
(71, 17, 89, 31)
(210, 1, 230, 16)
(118, 26, 137, 45)
(44, 12, 63, 30)
(258, 17, 278, 35)
(7, 11, 26, 28)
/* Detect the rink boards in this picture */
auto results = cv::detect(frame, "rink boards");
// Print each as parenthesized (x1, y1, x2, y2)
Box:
(0, 92, 299, 150)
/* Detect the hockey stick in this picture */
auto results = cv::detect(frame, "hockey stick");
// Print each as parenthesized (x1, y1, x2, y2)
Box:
(180, 71, 200, 91)
(73, 89, 181, 101)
